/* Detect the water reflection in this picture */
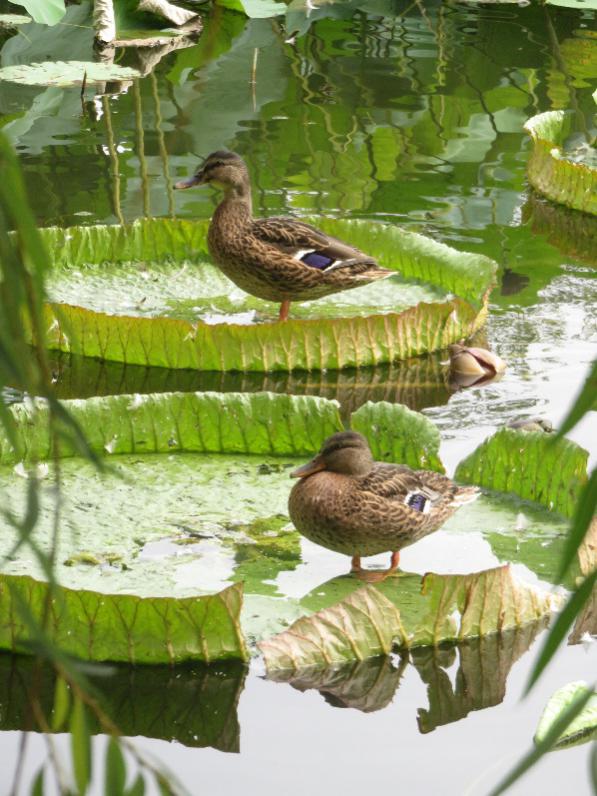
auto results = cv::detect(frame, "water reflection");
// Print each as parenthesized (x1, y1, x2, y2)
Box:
(44, 349, 452, 417)
(266, 622, 548, 730)
(0, 654, 247, 753)
(522, 192, 597, 268)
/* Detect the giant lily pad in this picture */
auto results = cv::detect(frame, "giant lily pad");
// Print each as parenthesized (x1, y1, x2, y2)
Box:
(455, 427, 588, 519)
(0, 61, 141, 87)
(0, 575, 247, 664)
(524, 111, 597, 216)
(33, 217, 496, 372)
(259, 566, 558, 671)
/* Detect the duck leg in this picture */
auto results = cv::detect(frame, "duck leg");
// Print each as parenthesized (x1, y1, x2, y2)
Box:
(278, 300, 291, 321)
(352, 551, 400, 583)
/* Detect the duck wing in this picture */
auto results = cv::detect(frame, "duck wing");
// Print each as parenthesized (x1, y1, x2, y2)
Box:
(251, 216, 390, 274)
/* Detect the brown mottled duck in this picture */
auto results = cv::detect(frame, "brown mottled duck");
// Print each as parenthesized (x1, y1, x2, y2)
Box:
(175, 151, 392, 321)
(288, 431, 479, 581)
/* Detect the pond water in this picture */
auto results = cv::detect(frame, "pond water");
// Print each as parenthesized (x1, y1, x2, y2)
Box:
(0, 0, 596, 794)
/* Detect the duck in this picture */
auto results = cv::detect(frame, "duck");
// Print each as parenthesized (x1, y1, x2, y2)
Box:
(288, 431, 479, 581)
(174, 151, 393, 321)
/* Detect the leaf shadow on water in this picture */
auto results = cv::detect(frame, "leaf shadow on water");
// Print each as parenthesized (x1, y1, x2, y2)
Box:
(0, 652, 247, 753)
(265, 620, 549, 731)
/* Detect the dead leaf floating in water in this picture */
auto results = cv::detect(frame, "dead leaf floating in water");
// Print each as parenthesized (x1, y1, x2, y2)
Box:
(448, 344, 506, 389)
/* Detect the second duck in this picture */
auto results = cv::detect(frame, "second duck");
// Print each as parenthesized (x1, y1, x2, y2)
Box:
(175, 151, 392, 321)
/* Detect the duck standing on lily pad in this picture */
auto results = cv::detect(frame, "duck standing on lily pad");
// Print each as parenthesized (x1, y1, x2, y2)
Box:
(288, 431, 479, 581)
(175, 151, 392, 321)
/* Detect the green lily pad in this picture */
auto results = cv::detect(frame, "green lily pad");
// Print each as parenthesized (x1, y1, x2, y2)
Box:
(524, 111, 597, 216)
(535, 681, 597, 750)
(260, 565, 558, 671)
(351, 400, 444, 473)
(454, 428, 588, 519)
(0, 653, 246, 752)
(32, 217, 496, 372)
(0, 61, 141, 87)
(0, 575, 247, 664)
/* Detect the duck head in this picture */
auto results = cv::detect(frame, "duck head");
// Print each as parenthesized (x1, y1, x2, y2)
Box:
(290, 431, 374, 478)
(175, 150, 249, 193)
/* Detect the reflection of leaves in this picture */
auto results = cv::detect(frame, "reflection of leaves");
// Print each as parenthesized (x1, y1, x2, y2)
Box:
(0, 653, 246, 752)
(0, 61, 141, 87)
(44, 350, 451, 417)
(267, 653, 408, 713)
(455, 427, 588, 519)
(413, 621, 548, 734)
(0, 575, 248, 663)
(522, 191, 597, 267)
(10, 0, 65, 26)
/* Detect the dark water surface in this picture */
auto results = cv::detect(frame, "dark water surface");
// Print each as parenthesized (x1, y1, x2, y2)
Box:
(1, 0, 596, 793)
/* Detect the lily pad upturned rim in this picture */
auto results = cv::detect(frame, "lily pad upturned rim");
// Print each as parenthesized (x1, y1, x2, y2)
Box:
(523, 111, 597, 217)
(34, 217, 497, 372)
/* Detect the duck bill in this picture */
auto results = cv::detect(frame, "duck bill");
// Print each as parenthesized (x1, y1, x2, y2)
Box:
(290, 455, 326, 478)
(174, 171, 205, 190)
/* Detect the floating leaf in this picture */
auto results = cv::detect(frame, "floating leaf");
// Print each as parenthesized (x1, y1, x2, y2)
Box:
(535, 682, 597, 750)
(0, 14, 32, 27)
(454, 428, 588, 519)
(30, 218, 495, 372)
(0, 576, 248, 663)
(0, 61, 141, 87)
(524, 111, 597, 216)
(0, 392, 343, 465)
(260, 566, 557, 671)
(351, 401, 444, 472)
(259, 585, 404, 670)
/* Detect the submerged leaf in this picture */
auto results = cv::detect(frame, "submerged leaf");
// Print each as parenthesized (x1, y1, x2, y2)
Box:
(455, 427, 588, 519)
(0, 575, 248, 663)
(535, 681, 597, 749)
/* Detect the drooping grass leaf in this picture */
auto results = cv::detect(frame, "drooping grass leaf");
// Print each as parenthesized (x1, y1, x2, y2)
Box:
(105, 737, 126, 796)
(0, 61, 141, 87)
(0, 392, 343, 465)
(454, 428, 588, 519)
(70, 696, 91, 795)
(489, 686, 595, 796)
(351, 401, 444, 472)
(535, 681, 597, 750)
(524, 111, 597, 216)
(51, 675, 70, 731)
(556, 472, 597, 581)
(30, 217, 495, 372)
(525, 572, 597, 694)
(0, 575, 248, 663)
(557, 359, 597, 438)
(261, 566, 557, 672)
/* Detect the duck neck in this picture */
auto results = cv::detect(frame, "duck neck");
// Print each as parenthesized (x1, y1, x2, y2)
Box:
(212, 180, 253, 227)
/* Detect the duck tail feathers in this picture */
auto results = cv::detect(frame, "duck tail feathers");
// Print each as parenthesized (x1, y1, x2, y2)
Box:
(451, 485, 480, 506)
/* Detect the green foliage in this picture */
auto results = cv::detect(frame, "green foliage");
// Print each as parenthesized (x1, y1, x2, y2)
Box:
(524, 111, 597, 216)
(455, 428, 588, 519)
(0, 61, 141, 87)
(0, 575, 248, 663)
(11, 1, 65, 26)
(535, 682, 597, 749)
(71, 696, 92, 794)
(351, 401, 444, 472)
